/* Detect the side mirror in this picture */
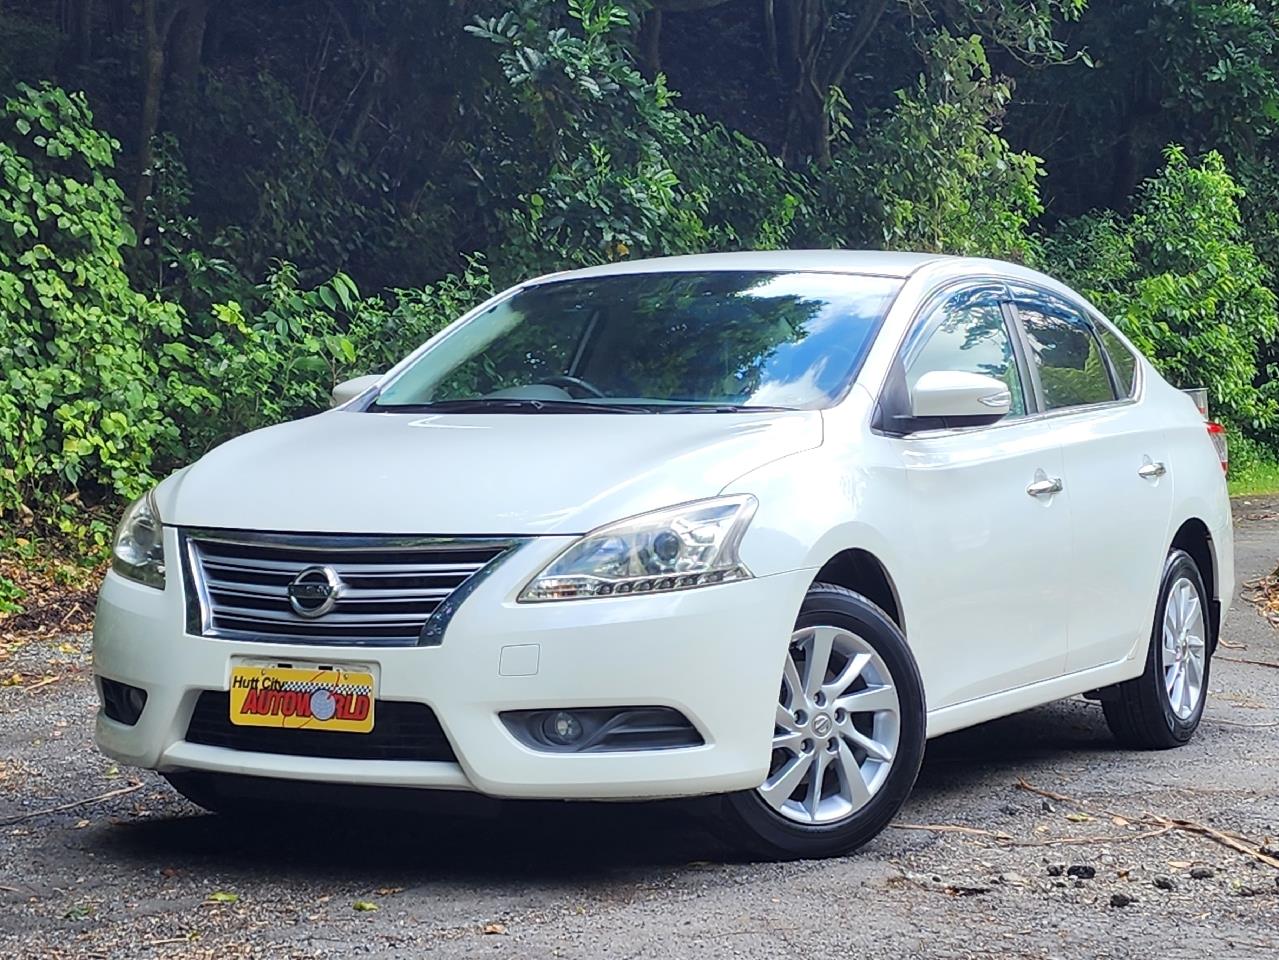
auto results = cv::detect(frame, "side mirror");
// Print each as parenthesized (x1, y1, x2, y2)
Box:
(909, 370, 1012, 423)
(331, 374, 382, 408)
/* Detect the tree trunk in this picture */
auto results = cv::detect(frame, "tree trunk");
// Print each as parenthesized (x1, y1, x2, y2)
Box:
(133, 0, 166, 240)
(69, 0, 94, 65)
(761, 0, 778, 75)
(168, 0, 208, 94)
(640, 8, 663, 75)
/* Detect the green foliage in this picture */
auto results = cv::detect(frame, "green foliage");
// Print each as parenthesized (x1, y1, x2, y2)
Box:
(5, 0, 1279, 543)
(467, 0, 712, 278)
(1044, 147, 1279, 433)
(802, 34, 1044, 258)
(0, 83, 494, 522)
(0, 84, 202, 519)
(186, 258, 493, 449)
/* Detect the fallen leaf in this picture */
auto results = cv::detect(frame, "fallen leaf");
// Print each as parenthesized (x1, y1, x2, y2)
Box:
(103, 765, 120, 779)
(374, 887, 403, 896)
(1065, 812, 1093, 823)
(206, 891, 240, 904)
(1112, 816, 1130, 827)
(1168, 860, 1194, 869)
(74, 819, 89, 829)
(482, 922, 508, 935)
(62, 904, 95, 920)
(352, 901, 379, 912)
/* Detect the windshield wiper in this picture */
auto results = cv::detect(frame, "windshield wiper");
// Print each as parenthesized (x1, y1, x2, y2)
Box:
(369, 398, 656, 414)
(650, 404, 797, 414)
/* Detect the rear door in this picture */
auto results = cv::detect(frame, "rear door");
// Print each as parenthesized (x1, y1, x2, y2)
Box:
(886, 282, 1071, 707)
(1010, 286, 1173, 673)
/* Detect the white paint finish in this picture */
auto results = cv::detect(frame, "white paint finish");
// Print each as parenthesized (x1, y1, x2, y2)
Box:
(498, 644, 540, 677)
(1052, 391, 1175, 673)
(909, 370, 1012, 419)
(96, 253, 1236, 802)
(156, 409, 822, 535)
(879, 419, 1072, 705)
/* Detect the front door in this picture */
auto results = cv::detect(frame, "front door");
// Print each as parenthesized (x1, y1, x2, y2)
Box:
(887, 283, 1071, 708)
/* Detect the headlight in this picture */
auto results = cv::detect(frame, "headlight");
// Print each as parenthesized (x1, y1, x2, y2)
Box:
(519, 495, 757, 602)
(111, 491, 165, 589)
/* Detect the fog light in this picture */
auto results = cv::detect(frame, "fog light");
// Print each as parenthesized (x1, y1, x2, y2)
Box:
(542, 710, 583, 745)
(99, 677, 148, 726)
(127, 687, 147, 715)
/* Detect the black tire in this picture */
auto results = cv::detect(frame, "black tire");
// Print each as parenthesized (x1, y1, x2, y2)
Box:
(713, 583, 926, 861)
(1102, 549, 1211, 749)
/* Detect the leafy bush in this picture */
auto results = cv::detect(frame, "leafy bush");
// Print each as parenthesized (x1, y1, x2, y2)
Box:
(467, 0, 713, 279)
(1044, 147, 1279, 434)
(801, 33, 1044, 259)
(184, 258, 493, 451)
(0, 84, 205, 520)
(0, 84, 493, 522)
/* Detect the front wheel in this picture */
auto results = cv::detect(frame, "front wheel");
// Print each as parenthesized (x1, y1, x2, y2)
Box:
(715, 583, 926, 860)
(1102, 549, 1211, 749)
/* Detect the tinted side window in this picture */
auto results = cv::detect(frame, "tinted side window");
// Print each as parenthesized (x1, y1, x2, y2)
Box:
(905, 287, 1027, 417)
(1014, 292, 1116, 409)
(1095, 324, 1137, 398)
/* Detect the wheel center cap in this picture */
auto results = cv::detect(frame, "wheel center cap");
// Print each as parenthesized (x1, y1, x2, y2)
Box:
(812, 714, 833, 738)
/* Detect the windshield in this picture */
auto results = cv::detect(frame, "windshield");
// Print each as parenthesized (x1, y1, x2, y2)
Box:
(372, 270, 902, 412)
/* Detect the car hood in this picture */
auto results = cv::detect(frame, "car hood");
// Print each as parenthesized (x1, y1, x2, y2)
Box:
(157, 410, 823, 535)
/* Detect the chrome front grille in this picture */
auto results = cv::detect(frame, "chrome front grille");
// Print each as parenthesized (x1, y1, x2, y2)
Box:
(182, 531, 521, 647)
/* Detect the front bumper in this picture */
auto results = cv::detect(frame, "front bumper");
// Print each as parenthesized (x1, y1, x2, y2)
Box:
(93, 529, 812, 799)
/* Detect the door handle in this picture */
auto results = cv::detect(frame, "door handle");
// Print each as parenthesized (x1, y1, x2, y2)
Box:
(1026, 476, 1064, 498)
(1137, 461, 1167, 479)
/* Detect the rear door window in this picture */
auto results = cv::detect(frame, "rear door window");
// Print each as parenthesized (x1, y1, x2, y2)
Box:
(1012, 289, 1117, 410)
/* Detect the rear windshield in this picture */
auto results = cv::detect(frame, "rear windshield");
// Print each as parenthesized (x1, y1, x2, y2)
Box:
(372, 271, 902, 412)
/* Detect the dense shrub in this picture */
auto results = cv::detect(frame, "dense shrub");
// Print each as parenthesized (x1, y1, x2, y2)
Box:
(799, 34, 1044, 259)
(0, 84, 202, 520)
(186, 258, 493, 450)
(0, 84, 494, 524)
(1044, 147, 1279, 434)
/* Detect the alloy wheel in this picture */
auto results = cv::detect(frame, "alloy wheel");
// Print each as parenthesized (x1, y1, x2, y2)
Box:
(1162, 576, 1207, 720)
(757, 625, 901, 824)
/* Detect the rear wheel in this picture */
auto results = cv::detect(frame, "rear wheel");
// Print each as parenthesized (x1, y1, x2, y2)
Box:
(716, 583, 926, 860)
(1102, 549, 1211, 749)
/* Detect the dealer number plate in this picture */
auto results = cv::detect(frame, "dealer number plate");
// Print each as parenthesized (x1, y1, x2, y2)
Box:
(228, 665, 375, 733)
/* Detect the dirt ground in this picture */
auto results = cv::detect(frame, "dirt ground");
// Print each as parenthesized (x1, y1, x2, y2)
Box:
(2, 501, 1277, 960)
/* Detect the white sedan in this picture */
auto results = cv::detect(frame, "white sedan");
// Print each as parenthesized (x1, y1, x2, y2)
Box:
(94, 251, 1233, 859)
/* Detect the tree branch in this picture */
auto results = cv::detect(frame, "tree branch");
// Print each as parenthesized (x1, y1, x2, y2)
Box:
(826, 0, 892, 88)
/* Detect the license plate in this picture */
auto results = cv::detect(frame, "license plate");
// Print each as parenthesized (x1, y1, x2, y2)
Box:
(229, 665, 375, 733)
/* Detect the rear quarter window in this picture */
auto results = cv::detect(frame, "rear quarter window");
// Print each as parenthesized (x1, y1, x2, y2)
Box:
(1094, 324, 1138, 398)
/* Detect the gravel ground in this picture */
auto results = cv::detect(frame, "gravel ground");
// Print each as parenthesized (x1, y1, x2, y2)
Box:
(2, 501, 1277, 959)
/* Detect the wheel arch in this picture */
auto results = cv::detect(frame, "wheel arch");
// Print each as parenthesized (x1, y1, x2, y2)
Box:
(811, 548, 904, 634)
(1169, 517, 1219, 649)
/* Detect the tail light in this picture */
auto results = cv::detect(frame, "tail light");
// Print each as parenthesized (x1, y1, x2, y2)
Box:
(1206, 421, 1228, 474)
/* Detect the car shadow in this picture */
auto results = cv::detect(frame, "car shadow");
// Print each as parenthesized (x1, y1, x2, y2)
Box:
(93, 698, 1123, 878)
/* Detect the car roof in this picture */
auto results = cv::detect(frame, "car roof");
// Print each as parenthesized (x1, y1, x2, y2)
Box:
(533, 250, 948, 282)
